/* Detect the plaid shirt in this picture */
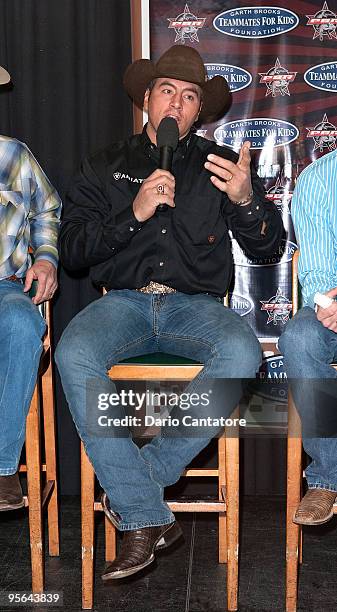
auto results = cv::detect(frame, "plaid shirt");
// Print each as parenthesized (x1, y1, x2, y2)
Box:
(0, 136, 61, 279)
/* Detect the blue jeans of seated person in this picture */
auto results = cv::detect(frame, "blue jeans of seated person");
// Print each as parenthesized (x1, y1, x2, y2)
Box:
(0, 280, 46, 475)
(279, 306, 337, 493)
(55, 290, 262, 531)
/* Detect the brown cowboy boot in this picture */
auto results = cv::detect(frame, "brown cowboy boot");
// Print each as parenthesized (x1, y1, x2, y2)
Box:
(101, 521, 183, 580)
(0, 473, 24, 511)
(293, 488, 337, 525)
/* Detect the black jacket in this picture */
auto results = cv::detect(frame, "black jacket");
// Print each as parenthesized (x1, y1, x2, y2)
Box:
(59, 129, 283, 297)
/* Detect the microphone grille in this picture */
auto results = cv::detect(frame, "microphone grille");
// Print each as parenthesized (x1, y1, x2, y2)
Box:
(157, 117, 179, 150)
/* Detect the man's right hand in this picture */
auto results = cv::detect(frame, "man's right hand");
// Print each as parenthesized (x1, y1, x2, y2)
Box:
(133, 169, 175, 222)
(316, 287, 337, 332)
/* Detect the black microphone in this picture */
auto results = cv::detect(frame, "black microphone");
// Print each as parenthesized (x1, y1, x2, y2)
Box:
(156, 117, 179, 212)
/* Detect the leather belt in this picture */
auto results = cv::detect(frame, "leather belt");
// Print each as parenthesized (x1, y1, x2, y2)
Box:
(4, 274, 23, 283)
(136, 281, 177, 294)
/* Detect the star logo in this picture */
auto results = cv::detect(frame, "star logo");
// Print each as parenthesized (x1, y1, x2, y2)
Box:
(260, 288, 292, 325)
(306, 113, 337, 152)
(265, 175, 292, 214)
(306, 2, 337, 41)
(259, 58, 297, 97)
(168, 3, 206, 44)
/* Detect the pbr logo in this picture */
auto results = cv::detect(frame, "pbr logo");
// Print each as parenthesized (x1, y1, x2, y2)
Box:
(168, 3, 206, 44)
(213, 6, 299, 39)
(304, 61, 337, 92)
(260, 288, 292, 325)
(306, 114, 337, 152)
(205, 63, 252, 93)
(265, 175, 292, 214)
(231, 238, 297, 267)
(214, 118, 298, 150)
(229, 293, 253, 316)
(259, 58, 297, 97)
(306, 2, 337, 41)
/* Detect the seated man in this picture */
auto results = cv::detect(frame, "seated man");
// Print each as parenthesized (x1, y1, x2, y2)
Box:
(279, 150, 337, 525)
(55, 45, 283, 580)
(0, 64, 62, 510)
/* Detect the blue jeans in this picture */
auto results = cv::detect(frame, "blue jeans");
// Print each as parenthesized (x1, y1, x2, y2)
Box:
(0, 280, 46, 475)
(279, 306, 337, 492)
(55, 290, 261, 530)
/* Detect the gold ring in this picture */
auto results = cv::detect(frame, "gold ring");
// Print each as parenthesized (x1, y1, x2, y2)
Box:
(227, 174, 233, 182)
(157, 183, 165, 195)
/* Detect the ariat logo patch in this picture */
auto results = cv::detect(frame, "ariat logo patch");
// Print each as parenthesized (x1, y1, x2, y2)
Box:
(113, 172, 144, 184)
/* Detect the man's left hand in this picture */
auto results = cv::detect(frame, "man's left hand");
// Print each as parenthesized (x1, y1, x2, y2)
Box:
(316, 287, 337, 333)
(204, 140, 253, 204)
(24, 260, 58, 305)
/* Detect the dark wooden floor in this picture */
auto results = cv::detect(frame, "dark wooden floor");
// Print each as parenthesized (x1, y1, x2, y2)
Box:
(1, 496, 337, 611)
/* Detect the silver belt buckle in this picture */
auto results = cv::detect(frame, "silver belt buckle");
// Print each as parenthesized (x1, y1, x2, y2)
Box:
(137, 281, 177, 294)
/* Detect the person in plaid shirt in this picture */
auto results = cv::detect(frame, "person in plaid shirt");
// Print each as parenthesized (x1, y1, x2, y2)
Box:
(0, 64, 61, 511)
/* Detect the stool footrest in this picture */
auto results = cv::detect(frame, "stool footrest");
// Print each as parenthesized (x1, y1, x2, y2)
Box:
(168, 499, 226, 512)
(183, 468, 219, 476)
(19, 464, 47, 473)
(94, 498, 226, 514)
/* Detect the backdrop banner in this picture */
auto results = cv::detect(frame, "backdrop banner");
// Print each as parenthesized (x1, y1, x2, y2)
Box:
(148, 0, 337, 346)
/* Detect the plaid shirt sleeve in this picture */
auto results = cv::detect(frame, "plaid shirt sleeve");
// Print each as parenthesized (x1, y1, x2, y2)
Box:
(24, 144, 62, 268)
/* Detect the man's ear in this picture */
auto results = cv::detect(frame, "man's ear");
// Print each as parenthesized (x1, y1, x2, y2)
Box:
(195, 101, 203, 122)
(143, 89, 150, 113)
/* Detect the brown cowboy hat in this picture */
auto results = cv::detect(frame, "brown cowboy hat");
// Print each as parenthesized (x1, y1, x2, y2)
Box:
(123, 45, 231, 122)
(0, 65, 10, 85)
